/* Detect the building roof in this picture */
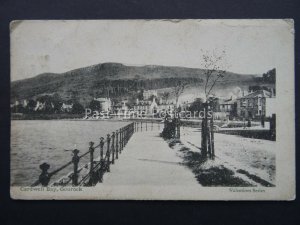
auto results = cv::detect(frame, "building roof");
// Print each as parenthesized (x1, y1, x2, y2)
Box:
(219, 99, 236, 105)
(94, 97, 110, 102)
(238, 90, 272, 99)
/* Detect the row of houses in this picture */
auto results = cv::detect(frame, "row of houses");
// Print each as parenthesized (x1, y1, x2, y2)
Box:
(106, 88, 275, 119)
(215, 89, 276, 119)
(94, 97, 181, 115)
(139, 88, 276, 119)
(132, 98, 178, 114)
(11, 99, 75, 113)
(11, 88, 276, 119)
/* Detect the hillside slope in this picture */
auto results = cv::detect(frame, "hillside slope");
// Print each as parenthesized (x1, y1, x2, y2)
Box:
(11, 62, 260, 105)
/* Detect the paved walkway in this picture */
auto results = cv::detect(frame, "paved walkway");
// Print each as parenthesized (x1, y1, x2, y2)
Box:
(98, 130, 200, 186)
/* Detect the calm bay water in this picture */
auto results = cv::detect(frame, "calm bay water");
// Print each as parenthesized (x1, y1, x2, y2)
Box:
(11, 120, 129, 186)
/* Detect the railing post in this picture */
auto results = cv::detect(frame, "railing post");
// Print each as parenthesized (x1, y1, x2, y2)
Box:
(122, 127, 125, 149)
(89, 141, 95, 178)
(119, 128, 123, 154)
(124, 126, 127, 146)
(128, 124, 131, 140)
(100, 137, 104, 161)
(129, 124, 131, 139)
(115, 130, 119, 159)
(126, 125, 129, 145)
(38, 162, 51, 186)
(72, 149, 80, 186)
(119, 128, 122, 152)
(132, 122, 134, 136)
(111, 132, 115, 164)
(98, 137, 105, 183)
(106, 134, 111, 172)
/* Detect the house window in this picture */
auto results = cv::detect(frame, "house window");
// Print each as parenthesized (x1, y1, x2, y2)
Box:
(248, 99, 252, 108)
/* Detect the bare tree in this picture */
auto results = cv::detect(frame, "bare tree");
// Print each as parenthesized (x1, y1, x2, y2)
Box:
(162, 91, 170, 102)
(202, 50, 227, 101)
(200, 50, 228, 159)
(173, 81, 188, 108)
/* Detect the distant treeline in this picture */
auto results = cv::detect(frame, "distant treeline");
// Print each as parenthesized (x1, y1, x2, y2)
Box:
(91, 77, 203, 98)
(254, 68, 276, 83)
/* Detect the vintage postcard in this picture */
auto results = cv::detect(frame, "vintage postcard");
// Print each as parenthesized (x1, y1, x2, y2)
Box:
(10, 19, 295, 200)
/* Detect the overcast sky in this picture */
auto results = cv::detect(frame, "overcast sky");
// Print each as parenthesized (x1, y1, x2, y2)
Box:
(11, 19, 293, 81)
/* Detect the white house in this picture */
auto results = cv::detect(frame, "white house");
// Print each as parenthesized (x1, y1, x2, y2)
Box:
(94, 97, 112, 112)
(143, 90, 158, 100)
(61, 103, 73, 112)
(236, 90, 274, 118)
(34, 101, 46, 111)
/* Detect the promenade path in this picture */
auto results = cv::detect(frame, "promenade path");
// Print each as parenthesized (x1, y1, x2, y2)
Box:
(99, 130, 200, 186)
(93, 128, 203, 200)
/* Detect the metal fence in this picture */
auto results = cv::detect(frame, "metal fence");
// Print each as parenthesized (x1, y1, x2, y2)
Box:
(31, 122, 135, 187)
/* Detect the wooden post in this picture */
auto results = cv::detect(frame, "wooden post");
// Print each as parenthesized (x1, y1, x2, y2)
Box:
(89, 141, 95, 177)
(115, 130, 119, 159)
(210, 117, 215, 159)
(207, 127, 211, 159)
(106, 134, 111, 172)
(270, 114, 276, 140)
(100, 137, 104, 161)
(202, 103, 208, 157)
(261, 115, 265, 128)
(201, 119, 207, 157)
(201, 119, 204, 150)
(38, 162, 51, 186)
(176, 119, 180, 139)
(72, 149, 80, 186)
(111, 132, 115, 164)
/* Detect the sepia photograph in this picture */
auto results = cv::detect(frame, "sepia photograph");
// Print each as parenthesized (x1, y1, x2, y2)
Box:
(10, 19, 295, 200)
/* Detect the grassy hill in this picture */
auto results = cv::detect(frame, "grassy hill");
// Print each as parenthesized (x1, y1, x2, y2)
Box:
(11, 62, 263, 106)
